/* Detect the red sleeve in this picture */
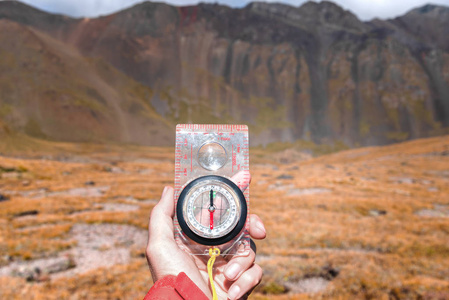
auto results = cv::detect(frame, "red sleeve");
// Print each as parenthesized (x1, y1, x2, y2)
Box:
(143, 272, 209, 300)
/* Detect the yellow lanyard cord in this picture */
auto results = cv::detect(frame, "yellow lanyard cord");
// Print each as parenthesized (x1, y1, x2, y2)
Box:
(207, 247, 221, 300)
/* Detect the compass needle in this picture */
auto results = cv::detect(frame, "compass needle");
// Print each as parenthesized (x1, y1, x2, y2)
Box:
(209, 189, 214, 230)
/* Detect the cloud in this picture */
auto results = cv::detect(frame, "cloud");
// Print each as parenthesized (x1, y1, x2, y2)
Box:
(329, 0, 449, 20)
(254, 0, 449, 20)
(17, 0, 144, 17)
(10, 0, 449, 20)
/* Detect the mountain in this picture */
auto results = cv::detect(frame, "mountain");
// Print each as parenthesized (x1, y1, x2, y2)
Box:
(0, 1, 448, 146)
(0, 4, 171, 145)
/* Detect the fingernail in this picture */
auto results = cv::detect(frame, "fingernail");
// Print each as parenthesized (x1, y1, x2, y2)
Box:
(228, 285, 240, 300)
(161, 186, 169, 197)
(256, 221, 266, 234)
(225, 263, 240, 280)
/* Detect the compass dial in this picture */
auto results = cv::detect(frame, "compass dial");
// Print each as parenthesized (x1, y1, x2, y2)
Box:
(177, 175, 247, 246)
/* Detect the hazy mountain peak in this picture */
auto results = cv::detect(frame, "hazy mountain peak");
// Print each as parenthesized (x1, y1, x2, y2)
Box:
(391, 3, 449, 51)
(247, 0, 366, 33)
(0, 0, 72, 19)
(299, 0, 363, 29)
(410, 3, 449, 15)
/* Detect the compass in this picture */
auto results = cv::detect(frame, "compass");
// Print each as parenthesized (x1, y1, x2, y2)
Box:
(176, 175, 247, 246)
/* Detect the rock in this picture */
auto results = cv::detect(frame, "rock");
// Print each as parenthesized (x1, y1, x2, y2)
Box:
(276, 174, 294, 180)
(44, 256, 75, 274)
(84, 181, 95, 186)
(428, 187, 439, 192)
(104, 166, 124, 173)
(390, 177, 415, 184)
(322, 265, 340, 279)
(13, 210, 39, 218)
(369, 209, 387, 216)
(10, 256, 74, 281)
(0, 194, 9, 202)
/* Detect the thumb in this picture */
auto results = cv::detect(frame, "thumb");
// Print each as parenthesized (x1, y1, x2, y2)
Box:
(155, 186, 175, 218)
(231, 170, 251, 191)
(148, 186, 176, 243)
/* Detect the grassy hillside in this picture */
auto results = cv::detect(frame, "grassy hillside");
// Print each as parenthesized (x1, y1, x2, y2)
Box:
(0, 135, 448, 299)
(0, 19, 172, 146)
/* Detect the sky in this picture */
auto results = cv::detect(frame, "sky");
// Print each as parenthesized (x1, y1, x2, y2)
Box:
(8, 0, 449, 21)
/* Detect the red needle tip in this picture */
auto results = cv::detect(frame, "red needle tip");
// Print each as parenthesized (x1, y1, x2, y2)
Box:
(210, 211, 214, 230)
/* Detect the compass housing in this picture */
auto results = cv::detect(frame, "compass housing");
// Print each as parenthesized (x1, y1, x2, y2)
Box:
(176, 175, 247, 246)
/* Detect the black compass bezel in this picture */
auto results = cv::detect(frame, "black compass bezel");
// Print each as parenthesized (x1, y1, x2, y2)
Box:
(176, 175, 247, 246)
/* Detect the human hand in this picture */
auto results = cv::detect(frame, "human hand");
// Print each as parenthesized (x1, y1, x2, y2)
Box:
(146, 172, 266, 299)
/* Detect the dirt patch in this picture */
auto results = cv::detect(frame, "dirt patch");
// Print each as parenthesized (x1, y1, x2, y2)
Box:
(48, 186, 110, 198)
(415, 205, 449, 218)
(99, 203, 139, 212)
(0, 256, 74, 281)
(3, 186, 110, 199)
(268, 183, 295, 191)
(268, 182, 331, 196)
(287, 188, 331, 196)
(0, 223, 147, 280)
(285, 277, 330, 293)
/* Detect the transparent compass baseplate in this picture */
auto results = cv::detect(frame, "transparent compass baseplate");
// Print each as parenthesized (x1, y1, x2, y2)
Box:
(174, 124, 250, 257)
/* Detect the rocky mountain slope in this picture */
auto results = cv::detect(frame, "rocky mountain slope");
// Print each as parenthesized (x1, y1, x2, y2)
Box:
(0, 1, 448, 146)
(0, 18, 172, 145)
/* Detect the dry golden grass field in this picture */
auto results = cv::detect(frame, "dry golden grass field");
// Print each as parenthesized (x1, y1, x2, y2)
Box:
(0, 135, 448, 299)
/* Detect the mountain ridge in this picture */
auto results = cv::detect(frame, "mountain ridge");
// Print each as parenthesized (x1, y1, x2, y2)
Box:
(0, 1, 448, 146)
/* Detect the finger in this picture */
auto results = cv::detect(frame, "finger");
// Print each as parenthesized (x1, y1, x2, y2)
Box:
(148, 186, 175, 243)
(249, 214, 266, 240)
(231, 170, 251, 191)
(227, 264, 263, 300)
(223, 248, 256, 281)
